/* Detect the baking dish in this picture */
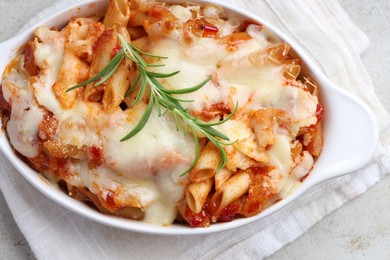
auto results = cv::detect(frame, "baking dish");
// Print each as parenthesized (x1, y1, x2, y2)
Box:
(0, 0, 378, 234)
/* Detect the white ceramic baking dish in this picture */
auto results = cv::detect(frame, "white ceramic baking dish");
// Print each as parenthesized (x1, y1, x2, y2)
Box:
(0, 0, 379, 235)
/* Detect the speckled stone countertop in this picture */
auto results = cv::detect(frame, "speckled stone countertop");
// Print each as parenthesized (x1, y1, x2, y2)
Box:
(0, 0, 389, 259)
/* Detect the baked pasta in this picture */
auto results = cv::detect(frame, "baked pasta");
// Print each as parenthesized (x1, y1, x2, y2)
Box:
(0, 0, 324, 227)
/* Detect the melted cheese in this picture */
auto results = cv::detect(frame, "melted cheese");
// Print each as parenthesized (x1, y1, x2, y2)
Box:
(54, 102, 101, 147)
(2, 66, 43, 158)
(100, 102, 195, 180)
(143, 172, 184, 225)
(217, 119, 267, 163)
(275, 86, 318, 133)
(217, 38, 285, 110)
(267, 134, 293, 193)
(169, 5, 194, 23)
(148, 37, 228, 112)
(279, 151, 314, 198)
(68, 162, 160, 207)
(33, 27, 65, 116)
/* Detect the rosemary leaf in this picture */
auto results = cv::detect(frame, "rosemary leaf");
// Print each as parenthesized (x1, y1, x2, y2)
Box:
(146, 70, 180, 78)
(180, 125, 200, 176)
(95, 52, 124, 86)
(146, 64, 166, 68)
(131, 49, 148, 68)
(158, 76, 212, 95)
(131, 69, 147, 107)
(120, 93, 154, 142)
(173, 110, 180, 131)
(125, 73, 141, 97)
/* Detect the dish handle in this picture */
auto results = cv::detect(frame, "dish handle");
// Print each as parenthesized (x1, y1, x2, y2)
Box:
(308, 81, 379, 185)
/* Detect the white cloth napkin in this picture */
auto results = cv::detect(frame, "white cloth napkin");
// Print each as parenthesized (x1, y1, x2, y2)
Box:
(1, 0, 390, 259)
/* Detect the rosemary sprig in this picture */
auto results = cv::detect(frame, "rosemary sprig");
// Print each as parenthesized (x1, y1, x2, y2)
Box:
(67, 34, 237, 175)
(66, 51, 124, 92)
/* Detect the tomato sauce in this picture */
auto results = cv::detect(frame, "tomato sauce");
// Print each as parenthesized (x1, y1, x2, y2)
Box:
(218, 201, 242, 222)
(184, 203, 211, 227)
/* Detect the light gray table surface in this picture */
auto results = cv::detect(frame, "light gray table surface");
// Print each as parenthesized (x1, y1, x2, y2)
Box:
(0, 1, 389, 259)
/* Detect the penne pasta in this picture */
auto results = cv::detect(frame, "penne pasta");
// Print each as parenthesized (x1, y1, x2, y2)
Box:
(66, 184, 112, 214)
(185, 178, 213, 214)
(102, 26, 133, 112)
(129, 1, 178, 38)
(126, 26, 147, 41)
(43, 139, 85, 158)
(214, 167, 232, 191)
(104, 0, 131, 28)
(217, 118, 268, 163)
(67, 184, 144, 220)
(189, 141, 220, 182)
(84, 28, 118, 102)
(53, 20, 94, 108)
(220, 31, 251, 52)
(65, 18, 104, 63)
(302, 121, 323, 156)
(209, 171, 251, 219)
(102, 61, 132, 111)
(53, 50, 89, 108)
(243, 172, 273, 217)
